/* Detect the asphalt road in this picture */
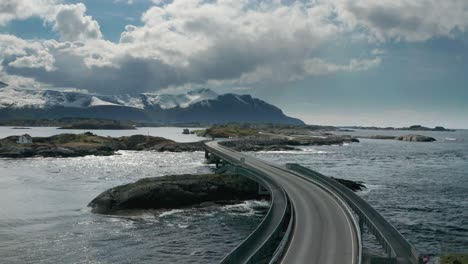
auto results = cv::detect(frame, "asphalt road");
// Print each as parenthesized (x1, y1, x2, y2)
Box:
(206, 141, 359, 264)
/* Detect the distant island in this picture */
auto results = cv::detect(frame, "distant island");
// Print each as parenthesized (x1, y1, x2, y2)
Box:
(58, 122, 136, 130)
(343, 125, 454, 132)
(0, 124, 358, 158)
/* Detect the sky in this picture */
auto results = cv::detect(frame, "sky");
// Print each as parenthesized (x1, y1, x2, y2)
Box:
(0, 0, 467, 128)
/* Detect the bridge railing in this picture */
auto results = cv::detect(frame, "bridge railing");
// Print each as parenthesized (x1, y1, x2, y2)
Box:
(286, 163, 420, 264)
(205, 145, 293, 264)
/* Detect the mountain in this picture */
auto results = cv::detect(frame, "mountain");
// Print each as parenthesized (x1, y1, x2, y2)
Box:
(0, 87, 304, 125)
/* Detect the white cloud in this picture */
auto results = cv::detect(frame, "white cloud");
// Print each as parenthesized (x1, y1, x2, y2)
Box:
(330, 0, 468, 42)
(53, 4, 102, 41)
(3, 0, 374, 93)
(371, 49, 386, 55)
(0, 0, 56, 26)
(0, 0, 102, 41)
(10, 0, 468, 93)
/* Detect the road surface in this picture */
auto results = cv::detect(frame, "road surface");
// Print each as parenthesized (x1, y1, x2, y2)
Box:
(206, 141, 359, 264)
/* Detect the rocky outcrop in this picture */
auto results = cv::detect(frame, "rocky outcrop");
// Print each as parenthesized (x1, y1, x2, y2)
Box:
(0, 133, 207, 158)
(0, 130, 362, 158)
(88, 174, 262, 214)
(220, 136, 359, 152)
(332, 177, 367, 192)
(396, 134, 436, 142)
(0, 141, 114, 158)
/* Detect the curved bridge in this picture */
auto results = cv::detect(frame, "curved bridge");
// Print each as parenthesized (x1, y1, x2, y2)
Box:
(205, 141, 421, 264)
(206, 141, 361, 264)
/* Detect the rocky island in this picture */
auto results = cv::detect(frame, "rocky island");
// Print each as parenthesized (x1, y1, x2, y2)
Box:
(359, 134, 436, 142)
(88, 173, 263, 214)
(0, 123, 363, 158)
(58, 122, 136, 130)
(89, 172, 366, 215)
(347, 125, 454, 132)
(0, 133, 204, 158)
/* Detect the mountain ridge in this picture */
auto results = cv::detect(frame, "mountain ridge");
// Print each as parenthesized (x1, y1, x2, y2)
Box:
(0, 87, 304, 125)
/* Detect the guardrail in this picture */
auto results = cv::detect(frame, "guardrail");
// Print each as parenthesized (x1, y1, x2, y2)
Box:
(286, 163, 420, 264)
(205, 145, 293, 264)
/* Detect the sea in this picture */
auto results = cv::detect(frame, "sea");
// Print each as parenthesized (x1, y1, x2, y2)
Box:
(0, 126, 467, 263)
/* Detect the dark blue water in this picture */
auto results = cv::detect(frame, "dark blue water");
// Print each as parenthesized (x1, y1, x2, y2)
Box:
(252, 129, 468, 254)
(1, 128, 466, 263)
(0, 151, 267, 264)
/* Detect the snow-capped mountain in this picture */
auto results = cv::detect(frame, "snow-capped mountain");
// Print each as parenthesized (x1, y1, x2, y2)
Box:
(0, 87, 218, 110)
(0, 87, 303, 125)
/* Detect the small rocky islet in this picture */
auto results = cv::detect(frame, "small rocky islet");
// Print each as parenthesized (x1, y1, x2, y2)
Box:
(88, 173, 367, 215)
(88, 173, 263, 214)
(360, 134, 436, 142)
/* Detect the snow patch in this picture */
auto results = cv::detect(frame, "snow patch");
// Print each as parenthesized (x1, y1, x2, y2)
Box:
(89, 96, 119, 107)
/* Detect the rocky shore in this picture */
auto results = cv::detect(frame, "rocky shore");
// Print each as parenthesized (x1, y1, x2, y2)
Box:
(0, 129, 363, 158)
(220, 136, 359, 151)
(0, 133, 205, 158)
(88, 173, 262, 214)
(359, 134, 436, 142)
(332, 177, 367, 192)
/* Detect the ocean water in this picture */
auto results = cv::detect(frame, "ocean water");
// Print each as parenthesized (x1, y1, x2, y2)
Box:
(0, 151, 267, 264)
(252, 129, 468, 255)
(1, 127, 467, 263)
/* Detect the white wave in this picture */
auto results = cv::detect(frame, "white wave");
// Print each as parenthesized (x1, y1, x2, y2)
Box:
(358, 184, 385, 195)
(444, 138, 457, 141)
(255, 150, 304, 154)
(300, 148, 329, 154)
(221, 200, 270, 216)
(255, 149, 328, 155)
(159, 209, 185, 217)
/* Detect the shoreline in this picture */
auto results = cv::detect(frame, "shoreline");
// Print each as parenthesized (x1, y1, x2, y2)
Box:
(0, 130, 361, 158)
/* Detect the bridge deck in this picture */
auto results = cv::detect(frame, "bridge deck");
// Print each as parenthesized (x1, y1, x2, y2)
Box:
(206, 141, 360, 264)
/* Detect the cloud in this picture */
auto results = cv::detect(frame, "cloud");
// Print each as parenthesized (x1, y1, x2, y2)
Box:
(1, 0, 381, 94)
(0, 0, 102, 41)
(0, 0, 56, 26)
(330, 0, 468, 42)
(53, 4, 102, 41)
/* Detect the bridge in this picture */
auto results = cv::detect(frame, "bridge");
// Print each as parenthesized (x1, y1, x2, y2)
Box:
(204, 141, 421, 264)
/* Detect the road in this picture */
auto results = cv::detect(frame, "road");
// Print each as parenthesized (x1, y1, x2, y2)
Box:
(206, 141, 359, 264)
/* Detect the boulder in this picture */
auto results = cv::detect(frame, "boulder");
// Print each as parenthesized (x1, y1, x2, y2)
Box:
(331, 177, 366, 192)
